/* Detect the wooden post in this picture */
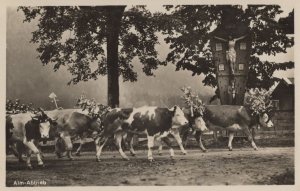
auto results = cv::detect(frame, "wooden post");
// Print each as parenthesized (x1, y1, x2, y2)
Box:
(210, 22, 251, 105)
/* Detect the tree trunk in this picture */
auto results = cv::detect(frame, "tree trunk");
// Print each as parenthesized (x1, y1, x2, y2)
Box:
(106, 6, 125, 108)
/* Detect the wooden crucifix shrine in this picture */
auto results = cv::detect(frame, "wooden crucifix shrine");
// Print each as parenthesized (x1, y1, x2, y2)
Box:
(210, 22, 251, 105)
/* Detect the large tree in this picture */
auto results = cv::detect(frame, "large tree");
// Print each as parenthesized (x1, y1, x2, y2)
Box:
(154, 5, 294, 100)
(19, 6, 164, 107)
(19, 5, 294, 106)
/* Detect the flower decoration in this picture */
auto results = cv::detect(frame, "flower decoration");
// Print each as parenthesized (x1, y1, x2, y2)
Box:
(76, 94, 111, 119)
(244, 88, 273, 116)
(180, 86, 205, 115)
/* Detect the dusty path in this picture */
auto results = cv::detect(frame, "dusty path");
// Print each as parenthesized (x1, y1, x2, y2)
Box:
(6, 147, 294, 186)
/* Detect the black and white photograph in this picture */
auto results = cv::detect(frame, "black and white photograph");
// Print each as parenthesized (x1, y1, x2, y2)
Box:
(3, 1, 297, 188)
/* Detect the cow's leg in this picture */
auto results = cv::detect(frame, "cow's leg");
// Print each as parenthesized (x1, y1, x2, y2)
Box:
(10, 143, 19, 157)
(244, 128, 258, 150)
(228, 132, 234, 151)
(129, 137, 136, 156)
(158, 131, 175, 159)
(147, 135, 155, 162)
(95, 136, 108, 162)
(171, 128, 187, 155)
(75, 138, 84, 156)
(194, 131, 207, 152)
(26, 149, 33, 169)
(23, 140, 44, 167)
(55, 137, 64, 158)
(115, 131, 129, 160)
(35, 140, 45, 159)
(156, 136, 163, 155)
(181, 129, 189, 148)
(125, 133, 136, 156)
(161, 136, 175, 159)
(94, 137, 100, 159)
(158, 144, 163, 155)
(213, 131, 219, 142)
(11, 142, 25, 163)
(63, 136, 74, 160)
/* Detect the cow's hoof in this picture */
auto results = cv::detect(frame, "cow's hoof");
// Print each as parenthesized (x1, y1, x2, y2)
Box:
(158, 152, 162, 156)
(38, 164, 45, 168)
(148, 159, 154, 162)
(69, 158, 74, 161)
(170, 156, 175, 160)
(229, 148, 233, 151)
(27, 165, 33, 170)
(254, 148, 258, 151)
(130, 153, 136, 157)
(202, 149, 207, 153)
(96, 158, 101, 162)
(75, 152, 81, 156)
(123, 158, 130, 161)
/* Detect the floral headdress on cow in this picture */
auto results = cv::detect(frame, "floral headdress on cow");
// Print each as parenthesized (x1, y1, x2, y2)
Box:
(76, 94, 111, 119)
(180, 86, 205, 117)
(244, 88, 273, 117)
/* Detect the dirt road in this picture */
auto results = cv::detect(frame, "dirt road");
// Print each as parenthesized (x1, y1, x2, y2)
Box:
(6, 147, 294, 186)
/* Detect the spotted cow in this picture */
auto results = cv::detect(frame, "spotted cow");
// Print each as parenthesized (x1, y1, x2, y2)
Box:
(156, 106, 208, 154)
(44, 109, 103, 160)
(198, 105, 274, 151)
(156, 105, 274, 152)
(7, 111, 56, 168)
(95, 106, 189, 162)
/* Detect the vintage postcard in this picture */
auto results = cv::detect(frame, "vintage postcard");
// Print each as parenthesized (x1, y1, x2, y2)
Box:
(1, 0, 298, 190)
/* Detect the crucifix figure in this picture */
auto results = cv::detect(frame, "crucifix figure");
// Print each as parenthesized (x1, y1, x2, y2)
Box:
(214, 35, 247, 75)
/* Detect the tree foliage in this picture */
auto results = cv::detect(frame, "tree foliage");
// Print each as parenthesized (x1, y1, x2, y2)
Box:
(18, 5, 294, 105)
(154, 5, 294, 92)
(18, 6, 164, 85)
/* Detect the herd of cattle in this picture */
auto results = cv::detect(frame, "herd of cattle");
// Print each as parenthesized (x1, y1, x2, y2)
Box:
(6, 102, 274, 169)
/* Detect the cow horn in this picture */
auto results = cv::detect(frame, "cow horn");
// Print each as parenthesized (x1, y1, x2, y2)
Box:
(49, 117, 58, 122)
(173, 105, 177, 112)
(30, 115, 38, 121)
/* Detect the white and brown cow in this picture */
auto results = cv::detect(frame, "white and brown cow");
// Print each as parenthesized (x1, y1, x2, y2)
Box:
(198, 105, 273, 151)
(44, 109, 102, 160)
(95, 106, 189, 162)
(157, 105, 273, 152)
(157, 106, 208, 154)
(7, 111, 56, 168)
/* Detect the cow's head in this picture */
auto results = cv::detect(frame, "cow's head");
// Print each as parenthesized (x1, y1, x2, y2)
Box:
(258, 112, 274, 128)
(33, 108, 58, 139)
(170, 106, 188, 126)
(187, 106, 208, 132)
(193, 115, 208, 132)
